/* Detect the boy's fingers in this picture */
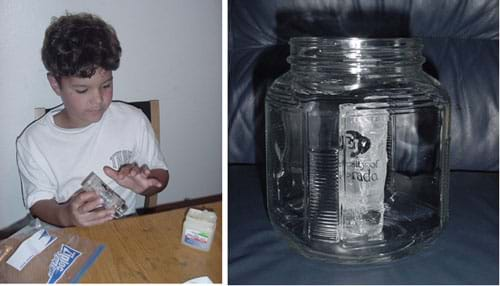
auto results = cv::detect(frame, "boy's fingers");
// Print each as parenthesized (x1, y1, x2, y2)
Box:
(118, 164, 136, 178)
(141, 165, 160, 187)
(72, 188, 85, 196)
(120, 164, 144, 178)
(148, 177, 162, 188)
(93, 208, 115, 219)
(86, 210, 115, 226)
(140, 165, 150, 174)
(103, 166, 118, 179)
(80, 197, 104, 213)
(117, 165, 130, 177)
(106, 164, 145, 181)
(72, 191, 99, 209)
(130, 165, 140, 176)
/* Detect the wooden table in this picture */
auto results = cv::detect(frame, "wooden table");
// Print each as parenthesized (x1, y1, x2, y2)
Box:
(64, 201, 222, 283)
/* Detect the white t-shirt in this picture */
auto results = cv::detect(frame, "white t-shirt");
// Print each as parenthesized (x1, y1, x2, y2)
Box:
(16, 102, 168, 215)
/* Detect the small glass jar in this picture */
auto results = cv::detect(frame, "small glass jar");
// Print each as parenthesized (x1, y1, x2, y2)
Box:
(265, 37, 450, 264)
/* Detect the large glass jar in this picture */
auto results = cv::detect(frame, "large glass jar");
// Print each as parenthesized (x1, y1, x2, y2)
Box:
(265, 37, 450, 263)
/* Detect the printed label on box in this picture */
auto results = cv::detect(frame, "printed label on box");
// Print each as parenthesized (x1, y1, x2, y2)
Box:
(184, 229, 209, 249)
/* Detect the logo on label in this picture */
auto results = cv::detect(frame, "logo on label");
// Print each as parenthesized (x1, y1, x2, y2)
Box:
(345, 130, 371, 157)
(47, 244, 81, 283)
(345, 130, 380, 183)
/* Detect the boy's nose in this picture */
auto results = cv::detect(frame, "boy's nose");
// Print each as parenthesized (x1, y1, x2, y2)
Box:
(90, 90, 104, 106)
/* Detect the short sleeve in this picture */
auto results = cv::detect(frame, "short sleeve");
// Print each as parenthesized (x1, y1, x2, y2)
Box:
(16, 137, 57, 209)
(133, 112, 168, 171)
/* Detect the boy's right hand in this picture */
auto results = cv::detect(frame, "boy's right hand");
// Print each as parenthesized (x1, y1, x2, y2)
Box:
(64, 190, 115, 227)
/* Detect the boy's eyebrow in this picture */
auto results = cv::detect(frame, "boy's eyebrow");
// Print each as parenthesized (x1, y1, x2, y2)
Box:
(71, 77, 113, 88)
(71, 84, 89, 88)
(102, 76, 113, 84)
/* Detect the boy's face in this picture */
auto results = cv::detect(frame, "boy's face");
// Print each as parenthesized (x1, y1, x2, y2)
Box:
(48, 68, 113, 128)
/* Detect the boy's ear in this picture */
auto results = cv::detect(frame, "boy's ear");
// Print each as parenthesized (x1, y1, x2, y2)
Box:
(47, 73, 62, 96)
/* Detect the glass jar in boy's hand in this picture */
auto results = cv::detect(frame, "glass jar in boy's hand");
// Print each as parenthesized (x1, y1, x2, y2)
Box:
(265, 37, 450, 264)
(81, 172, 128, 218)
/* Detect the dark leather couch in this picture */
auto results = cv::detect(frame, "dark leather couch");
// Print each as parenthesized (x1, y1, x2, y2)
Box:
(229, 0, 499, 284)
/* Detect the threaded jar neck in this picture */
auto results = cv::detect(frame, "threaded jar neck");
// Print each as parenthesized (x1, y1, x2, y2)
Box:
(288, 37, 425, 75)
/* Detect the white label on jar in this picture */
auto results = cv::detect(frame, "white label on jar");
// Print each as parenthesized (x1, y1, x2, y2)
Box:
(339, 105, 389, 240)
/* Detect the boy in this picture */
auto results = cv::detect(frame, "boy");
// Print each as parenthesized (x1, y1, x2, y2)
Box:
(16, 13, 169, 227)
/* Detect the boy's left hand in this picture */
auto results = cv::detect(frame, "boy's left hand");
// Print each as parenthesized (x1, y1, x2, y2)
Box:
(103, 163, 162, 194)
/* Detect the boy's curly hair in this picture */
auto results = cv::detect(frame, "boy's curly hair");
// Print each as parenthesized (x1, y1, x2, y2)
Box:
(41, 12, 122, 79)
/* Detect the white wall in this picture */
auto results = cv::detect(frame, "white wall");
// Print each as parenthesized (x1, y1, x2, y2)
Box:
(0, 0, 221, 229)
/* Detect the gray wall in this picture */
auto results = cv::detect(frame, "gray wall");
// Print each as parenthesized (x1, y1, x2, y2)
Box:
(0, 0, 222, 229)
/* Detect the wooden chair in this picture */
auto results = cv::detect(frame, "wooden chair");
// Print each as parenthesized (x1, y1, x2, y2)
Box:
(34, 99, 161, 210)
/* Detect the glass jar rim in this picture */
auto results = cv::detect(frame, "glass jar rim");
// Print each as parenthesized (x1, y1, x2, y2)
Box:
(289, 37, 423, 49)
